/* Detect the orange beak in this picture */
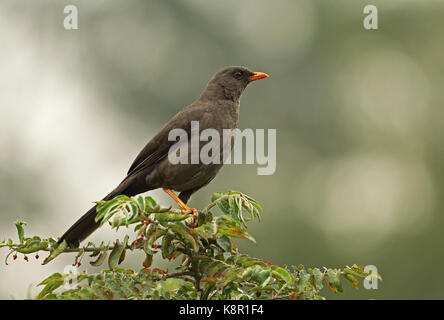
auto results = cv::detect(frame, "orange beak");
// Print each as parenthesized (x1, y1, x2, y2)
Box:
(249, 72, 270, 82)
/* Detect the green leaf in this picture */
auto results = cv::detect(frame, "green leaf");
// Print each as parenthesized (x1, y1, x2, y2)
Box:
(344, 264, 380, 280)
(136, 195, 146, 213)
(15, 221, 26, 244)
(216, 200, 230, 215)
(271, 266, 293, 285)
(90, 251, 108, 267)
(312, 268, 324, 290)
(192, 221, 218, 241)
(152, 211, 190, 222)
(216, 235, 232, 252)
(216, 216, 256, 243)
(144, 196, 157, 212)
(95, 198, 120, 223)
(211, 192, 223, 202)
(89, 283, 111, 300)
(241, 193, 264, 216)
(326, 269, 343, 293)
(234, 256, 267, 268)
(251, 266, 271, 286)
(297, 269, 311, 291)
(168, 224, 199, 254)
(108, 237, 127, 269)
(96, 195, 135, 226)
(158, 278, 193, 296)
(118, 235, 129, 265)
(228, 197, 239, 222)
(144, 226, 166, 255)
(37, 273, 64, 299)
(161, 230, 175, 260)
(15, 240, 48, 254)
(204, 261, 229, 278)
(42, 240, 67, 265)
(343, 273, 358, 289)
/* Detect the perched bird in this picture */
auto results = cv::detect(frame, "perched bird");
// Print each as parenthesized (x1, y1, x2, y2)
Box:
(59, 66, 269, 246)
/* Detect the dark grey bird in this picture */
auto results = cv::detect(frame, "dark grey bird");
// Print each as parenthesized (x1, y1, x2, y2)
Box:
(59, 66, 269, 246)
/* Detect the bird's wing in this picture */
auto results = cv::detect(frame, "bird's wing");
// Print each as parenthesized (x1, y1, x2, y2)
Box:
(127, 105, 206, 176)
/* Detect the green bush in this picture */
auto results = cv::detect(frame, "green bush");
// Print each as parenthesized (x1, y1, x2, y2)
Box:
(1, 191, 378, 300)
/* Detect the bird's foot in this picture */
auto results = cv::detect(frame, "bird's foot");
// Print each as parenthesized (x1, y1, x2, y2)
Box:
(191, 208, 199, 227)
(163, 188, 199, 227)
(180, 205, 199, 227)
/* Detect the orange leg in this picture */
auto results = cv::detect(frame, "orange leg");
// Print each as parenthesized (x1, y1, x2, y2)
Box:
(162, 188, 198, 226)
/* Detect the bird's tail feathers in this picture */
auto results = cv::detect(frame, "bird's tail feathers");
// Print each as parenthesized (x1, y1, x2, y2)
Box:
(58, 177, 139, 246)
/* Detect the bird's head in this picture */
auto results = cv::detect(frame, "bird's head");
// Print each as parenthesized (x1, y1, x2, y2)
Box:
(201, 66, 269, 102)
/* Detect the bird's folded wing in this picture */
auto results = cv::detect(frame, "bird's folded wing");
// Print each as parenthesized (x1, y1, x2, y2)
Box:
(126, 105, 206, 176)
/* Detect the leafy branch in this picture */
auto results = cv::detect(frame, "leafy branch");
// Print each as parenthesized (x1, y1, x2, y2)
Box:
(0, 191, 380, 300)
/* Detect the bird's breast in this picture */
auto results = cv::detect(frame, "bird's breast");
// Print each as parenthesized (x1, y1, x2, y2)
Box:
(144, 101, 240, 192)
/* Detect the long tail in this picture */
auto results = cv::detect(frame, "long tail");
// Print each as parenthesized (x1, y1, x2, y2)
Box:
(59, 175, 146, 246)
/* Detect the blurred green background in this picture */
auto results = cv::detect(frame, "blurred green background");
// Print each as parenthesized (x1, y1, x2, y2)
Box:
(1, 0, 444, 299)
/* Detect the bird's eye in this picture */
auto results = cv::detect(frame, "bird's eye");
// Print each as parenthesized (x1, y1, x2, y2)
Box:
(233, 71, 243, 80)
